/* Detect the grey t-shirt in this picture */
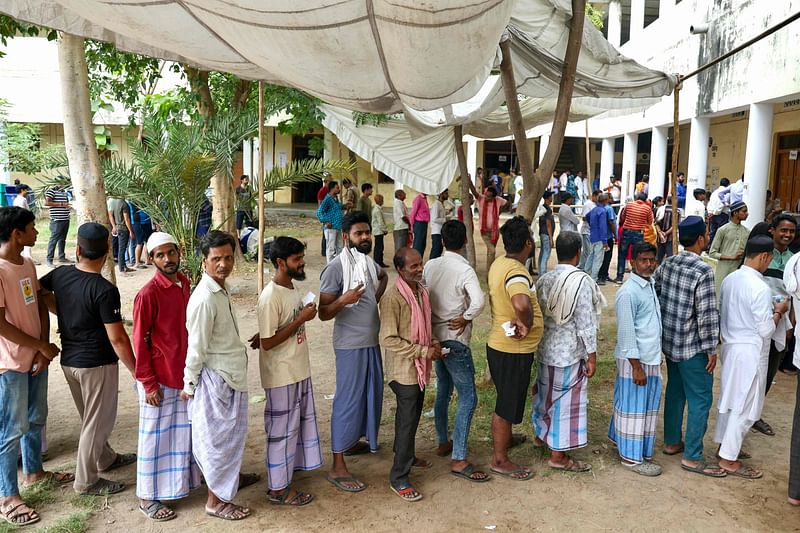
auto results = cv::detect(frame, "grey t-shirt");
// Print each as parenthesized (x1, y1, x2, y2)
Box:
(107, 198, 128, 232)
(320, 254, 382, 350)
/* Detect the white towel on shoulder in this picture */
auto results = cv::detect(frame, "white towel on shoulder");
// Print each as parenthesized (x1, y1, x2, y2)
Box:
(340, 246, 378, 307)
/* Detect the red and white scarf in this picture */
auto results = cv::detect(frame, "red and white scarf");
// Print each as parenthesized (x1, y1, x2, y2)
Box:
(480, 196, 500, 245)
(395, 276, 432, 390)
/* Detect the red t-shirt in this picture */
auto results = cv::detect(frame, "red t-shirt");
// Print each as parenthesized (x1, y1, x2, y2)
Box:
(317, 186, 329, 203)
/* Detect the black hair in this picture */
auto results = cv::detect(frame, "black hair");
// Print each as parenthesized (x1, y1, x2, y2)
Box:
(720, 178, 730, 187)
(342, 178, 352, 186)
(500, 216, 531, 254)
(679, 233, 702, 247)
(652, 196, 663, 205)
(441, 220, 466, 250)
(240, 174, 249, 181)
(200, 230, 237, 258)
(269, 236, 306, 268)
(635, 192, 647, 201)
(485, 186, 498, 197)
(632, 241, 657, 260)
(327, 180, 339, 190)
(0, 206, 35, 244)
(361, 183, 373, 193)
(555, 230, 581, 261)
(770, 212, 797, 230)
(342, 211, 371, 234)
(560, 192, 574, 203)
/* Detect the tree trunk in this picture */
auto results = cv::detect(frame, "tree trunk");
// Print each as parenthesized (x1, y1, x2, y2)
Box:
(454, 126, 476, 267)
(516, 0, 587, 221)
(211, 171, 237, 235)
(184, 66, 216, 122)
(57, 32, 116, 283)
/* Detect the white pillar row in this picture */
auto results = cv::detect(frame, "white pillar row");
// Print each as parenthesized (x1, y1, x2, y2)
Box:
(648, 126, 668, 199)
(607, 0, 622, 48)
(538, 134, 550, 164)
(630, 0, 646, 41)
(466, 137, 478, 185)
(743, 102, 774, 226)
(621, 132, 639, 201)
(600, 138, 615, 189)
(685, 116, 710, 217)
(323, 128, 333, 162)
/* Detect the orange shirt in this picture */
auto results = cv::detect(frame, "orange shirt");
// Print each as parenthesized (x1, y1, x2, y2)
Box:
(621, 200, 654, 231)
(0, 257, 41, 373)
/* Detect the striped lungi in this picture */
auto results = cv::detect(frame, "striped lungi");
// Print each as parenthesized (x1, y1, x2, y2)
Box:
(608, 359, 662, 464)
(331, 346, 383, 453)
(188, 368, 248, 502)
(136, 383, 202, 500)
(532, 360, 588, 452)
(264, 377, 323, 491)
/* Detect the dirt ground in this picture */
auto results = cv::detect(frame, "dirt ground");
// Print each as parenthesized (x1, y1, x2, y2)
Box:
(24, 217, 800, 532)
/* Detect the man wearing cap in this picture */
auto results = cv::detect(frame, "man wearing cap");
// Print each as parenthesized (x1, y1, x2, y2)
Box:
(40, 223, 137, 495)
(133, 233, 201, 521)
(653, 216, 725, 477)
(714, 235, 789, 479)
(182, 230, 258, 521)
(708, 201, 749, 295)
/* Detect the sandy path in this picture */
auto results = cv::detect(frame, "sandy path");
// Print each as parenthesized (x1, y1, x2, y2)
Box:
(30, 226, 800, 532)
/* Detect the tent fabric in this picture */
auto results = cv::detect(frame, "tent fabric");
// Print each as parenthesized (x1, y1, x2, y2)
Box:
(0, 0, 514, 113)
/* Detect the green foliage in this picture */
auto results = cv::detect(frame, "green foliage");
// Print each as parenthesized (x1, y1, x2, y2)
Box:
(19, 477, 59, 508)
(264, 85, 325, 136)
(0, 15, 56, 58)
(586, 3, 604, 30)
(41, 511, 93, 533)
(258, 158, 356, 198)
(0, 99, 66, 175)
(352, 111, 396, 128)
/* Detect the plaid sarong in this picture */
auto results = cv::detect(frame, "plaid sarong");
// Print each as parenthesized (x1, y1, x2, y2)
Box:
(331, 347, 383, 453)
(608, 359, 662, 464)
(532, 361, 588, 452)
(188, 368, 248, 502)
(136, 383, 202, 500)
(264, 377, 323, 491)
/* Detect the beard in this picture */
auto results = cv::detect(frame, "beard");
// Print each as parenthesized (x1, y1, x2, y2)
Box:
(351, 240, 372, 255)
(287, 267, 306, 281)
(157, 262, 180, 276)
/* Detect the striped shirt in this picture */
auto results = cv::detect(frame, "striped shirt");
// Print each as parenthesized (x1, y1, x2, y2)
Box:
(653, 251, 719, 361)
(45, 188, 71, 221)
(620, 200, 653, 231)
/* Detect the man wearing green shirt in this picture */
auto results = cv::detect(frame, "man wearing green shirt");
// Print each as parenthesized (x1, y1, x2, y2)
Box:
(708, 201, 749, 296)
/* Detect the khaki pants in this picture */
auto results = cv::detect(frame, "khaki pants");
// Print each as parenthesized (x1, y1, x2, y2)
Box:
(62, 363, 119, 492)
(481, 232, 496, 271)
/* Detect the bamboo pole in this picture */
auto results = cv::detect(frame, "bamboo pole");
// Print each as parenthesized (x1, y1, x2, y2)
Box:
(257, 81, 266, 292)
(670, 79, 682, 255)
(454, 126, 476, 267)
(584, 119, 592, 184)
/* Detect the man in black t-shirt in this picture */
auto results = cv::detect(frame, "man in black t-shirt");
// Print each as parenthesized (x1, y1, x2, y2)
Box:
(40, 223, 137, 496)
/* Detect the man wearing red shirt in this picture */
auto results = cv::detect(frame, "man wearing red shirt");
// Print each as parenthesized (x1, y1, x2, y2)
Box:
(614, 192, 654, 284)
(133, 233, 201, 521)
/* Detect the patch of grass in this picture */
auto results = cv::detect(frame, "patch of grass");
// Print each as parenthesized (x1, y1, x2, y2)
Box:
(40, 510, 92, 533)
(19, 477, 59, 508)
(67, 494, 99, 512)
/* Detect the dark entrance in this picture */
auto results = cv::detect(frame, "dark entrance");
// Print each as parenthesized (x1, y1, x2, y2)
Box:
(291, 134, 324, 203)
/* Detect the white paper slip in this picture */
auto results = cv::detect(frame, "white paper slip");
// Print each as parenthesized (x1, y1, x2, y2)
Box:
(501, 321, 516, 337)
(303, 292, 316, 306)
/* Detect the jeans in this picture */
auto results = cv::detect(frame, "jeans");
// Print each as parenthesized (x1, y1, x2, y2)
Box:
(434, 341, 477, 461)
(657, 240, 674, 263)
(578, 233, 591, 270)
(389, 381, 424, 487)
(412, 221, 428, 257)
(116, 229, 130, 272)
(0, 369, 48, 497)
(324, 228, 343, 263)
(616, 229, 644, 280)
(664, 353, 713, 462)
(709, 213, 729, 244)
(538, 233, 551, 275)
(430, 234, 443, 259)
(46, 219, 70, 262)
(374, 234, 385, 265)
(586, 241, 605, 280)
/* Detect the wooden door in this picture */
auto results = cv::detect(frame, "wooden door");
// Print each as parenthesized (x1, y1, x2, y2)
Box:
(776, 152, 799, 211)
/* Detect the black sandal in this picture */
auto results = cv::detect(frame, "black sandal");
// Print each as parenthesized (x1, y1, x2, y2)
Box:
(139, 500, 176, 522)
(451, 463, 491, 483)
(267, 489, 314, 506)
(101, 452, 136, 472)
(752, 419, 775, 436)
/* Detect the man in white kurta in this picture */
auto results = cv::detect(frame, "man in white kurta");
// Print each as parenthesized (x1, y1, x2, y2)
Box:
(715, 235, 789, 479)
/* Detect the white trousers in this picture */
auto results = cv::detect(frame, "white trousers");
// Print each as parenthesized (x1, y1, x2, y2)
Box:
(325, 228, 343, 263)
(713, 409, 756, 461)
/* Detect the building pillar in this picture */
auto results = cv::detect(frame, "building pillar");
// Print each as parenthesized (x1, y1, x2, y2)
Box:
(600, 137, 615, 189)
(538, 134, 550, 164)
(0, 121, 10, 185)
(607, 0, 622, 48)
(466, 137, 478, 186)
(685, 116, 710, 217)
(621, 133, 639, 201)
(743, 102, 774, 225)
(630, 0, 646, 41)
(648, 126, 668, 199)
(323, 128, 333, 162)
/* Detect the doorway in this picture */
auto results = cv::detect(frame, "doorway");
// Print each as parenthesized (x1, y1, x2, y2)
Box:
(291, 134, 324, 204)
(774, 132, 800, 212)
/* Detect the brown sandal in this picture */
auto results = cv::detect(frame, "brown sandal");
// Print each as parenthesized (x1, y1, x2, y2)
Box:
(205, 502, 251, 521)
(1, 502, 40, 527)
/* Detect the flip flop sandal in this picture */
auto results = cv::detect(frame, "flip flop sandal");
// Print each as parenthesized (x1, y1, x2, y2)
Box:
(101, 452, 136, 472)
(724, 465, 763, 479)
(451, 464, 491, 483)
(412, 458, 432, 470)
(751, 419, 775, 436)
(622, 461, 662, 477)
(680, 461, 727, 478)
(82, 477, 126, 496)
(509, 433, 528, 449)
(22, 471, 75, 488)
(549, 459, 592, 473)
(662, 444, 685, 456)
(139, 501, 176, 522)
(205, 502, 251, 521)
(489, 467, 534, 481)
(390, 484, 423, 502)
(268, 490, 314, 506)
(343, 441, 371, 456)
(716, 451, 752, 461)
(238, 472, 261, 490)
(326, 474, 366, 493)
(1, 502, 40, 527)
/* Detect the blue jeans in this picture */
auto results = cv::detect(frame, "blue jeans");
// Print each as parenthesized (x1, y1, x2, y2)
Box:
(538, 234, 551, 275)
(412, 221, 428, 257)
(586, 241, 605, 280)
(616, 229, 644, 280)
(578, 233, 591, 271)
(430, 234, 443, 259)
(664, 353, 713, 462)
(0, 369, 48, 496)
(434, 341, 477, 461)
